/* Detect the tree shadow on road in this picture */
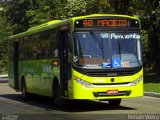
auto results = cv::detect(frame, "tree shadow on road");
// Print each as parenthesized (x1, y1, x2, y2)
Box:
(58, 100, 136, 112)
(0, 94, 136, 113)
(144, 71, 160, 83)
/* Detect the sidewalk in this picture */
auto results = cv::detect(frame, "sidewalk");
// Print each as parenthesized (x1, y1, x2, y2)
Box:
(144, 92, 160, 98)
(0, 82, 20, 95)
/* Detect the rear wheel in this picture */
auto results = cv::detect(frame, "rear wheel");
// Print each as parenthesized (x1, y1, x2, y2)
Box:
(108, 99, 121, 107)
(21, 81, 26, 99)
(21, 80, 29, 100)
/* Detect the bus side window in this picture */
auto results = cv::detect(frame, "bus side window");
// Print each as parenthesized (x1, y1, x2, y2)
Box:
(19, 38, 23, 60)
(35, 34, 41, 59)
(23, 37, 29, 60)
(40, 32, 48, 59)
(54, 49, 58, 57)
(31, 35, 37, 60)
(48, 30, 58, 58)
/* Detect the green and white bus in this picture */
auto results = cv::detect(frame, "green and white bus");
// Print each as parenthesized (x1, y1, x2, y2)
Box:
(8, 14, 143, 107)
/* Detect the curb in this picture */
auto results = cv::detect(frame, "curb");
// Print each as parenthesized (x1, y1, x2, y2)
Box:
(0, 79, 8, 83)
(144, 92, 160, 98)
(0, 78, 8, 83)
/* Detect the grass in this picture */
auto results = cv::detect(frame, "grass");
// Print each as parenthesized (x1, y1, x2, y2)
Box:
(144, 71, 160, 93)
(144, 83, 160, 93)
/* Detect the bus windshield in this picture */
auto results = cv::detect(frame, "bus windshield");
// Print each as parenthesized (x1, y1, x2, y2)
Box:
(73, 31, 142, 69)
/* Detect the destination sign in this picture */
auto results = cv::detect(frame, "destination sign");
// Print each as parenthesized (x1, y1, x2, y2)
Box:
(75, 18, 139, 28)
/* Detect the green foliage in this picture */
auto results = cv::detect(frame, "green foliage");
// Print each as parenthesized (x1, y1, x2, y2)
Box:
(4, 0, 31, 34)
(0, 15, 12, 73)
(26, 0, 58, 27)
(142, 0, 160, 72)
(109, 0, 137, 15)
(63, 0, 87, 18)
(86, 0, 113, 14)
(141, 30, 150, 53)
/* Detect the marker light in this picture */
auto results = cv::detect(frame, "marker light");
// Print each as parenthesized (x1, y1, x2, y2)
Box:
(129, 75, 143, 86)
(73, 76, 94, 88)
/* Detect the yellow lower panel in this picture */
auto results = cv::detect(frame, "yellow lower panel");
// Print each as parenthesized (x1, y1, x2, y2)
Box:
(71, 80, 143, 100)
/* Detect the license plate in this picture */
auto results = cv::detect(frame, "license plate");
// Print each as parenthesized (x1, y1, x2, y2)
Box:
(107, 90, 119, 95)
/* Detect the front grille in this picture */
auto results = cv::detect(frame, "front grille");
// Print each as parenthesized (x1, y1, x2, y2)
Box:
(93, 90, 131, 97)
(73, 66, 142, 77)
(86, 70, 134, 77)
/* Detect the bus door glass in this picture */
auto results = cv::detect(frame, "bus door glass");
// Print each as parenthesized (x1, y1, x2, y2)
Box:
(13, 41, 19, 89)
(60, 31, 70, 96)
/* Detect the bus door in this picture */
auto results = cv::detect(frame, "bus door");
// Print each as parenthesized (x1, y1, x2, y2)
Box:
(60, 31, 71, 97)
(13, 41, 19, 90)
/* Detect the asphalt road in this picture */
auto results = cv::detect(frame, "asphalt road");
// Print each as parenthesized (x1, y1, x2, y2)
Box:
(0, 81, 160, 120)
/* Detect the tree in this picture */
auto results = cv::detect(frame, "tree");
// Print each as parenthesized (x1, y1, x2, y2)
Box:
(139, 0, 160, 72)
(26, 0, 59, 27)
(1, 0, 160, 74)
(4, 0, 31, 34)
(63, 0, 87, 18)
(86, 0, 113, 14)
(0, 6, 12, 73)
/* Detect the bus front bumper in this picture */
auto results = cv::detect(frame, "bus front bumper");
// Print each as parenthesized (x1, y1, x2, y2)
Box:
(69, 79, 143, 100)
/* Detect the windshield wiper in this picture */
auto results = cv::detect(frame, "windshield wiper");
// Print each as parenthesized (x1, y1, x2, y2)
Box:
(90, 31, 104, 59)
(90, 31, 103, 49)
(74, 34, 80, 59)
(117, 39, 121, 59)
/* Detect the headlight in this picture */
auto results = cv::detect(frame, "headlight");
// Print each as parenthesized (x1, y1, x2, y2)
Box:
(129, 75, 143, 86)
(73, 76, 94, 88)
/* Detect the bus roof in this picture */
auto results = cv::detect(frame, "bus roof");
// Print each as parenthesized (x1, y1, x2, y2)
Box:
(71, 14, 139, 21)
(9, 14, 140, 40)
(9, 19, 71, 40)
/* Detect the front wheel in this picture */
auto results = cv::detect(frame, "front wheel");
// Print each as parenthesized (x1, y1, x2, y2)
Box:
(108, 99, 121, 107)
(52, 82, 65, 107)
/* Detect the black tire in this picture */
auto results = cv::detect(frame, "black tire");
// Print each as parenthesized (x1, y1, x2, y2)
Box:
(21, 80, 28, 100)
(52, 82, 64, 107)
(108, 99, 121, 107)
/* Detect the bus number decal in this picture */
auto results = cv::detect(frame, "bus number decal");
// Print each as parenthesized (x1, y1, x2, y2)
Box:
(83, 20, 93, 27)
